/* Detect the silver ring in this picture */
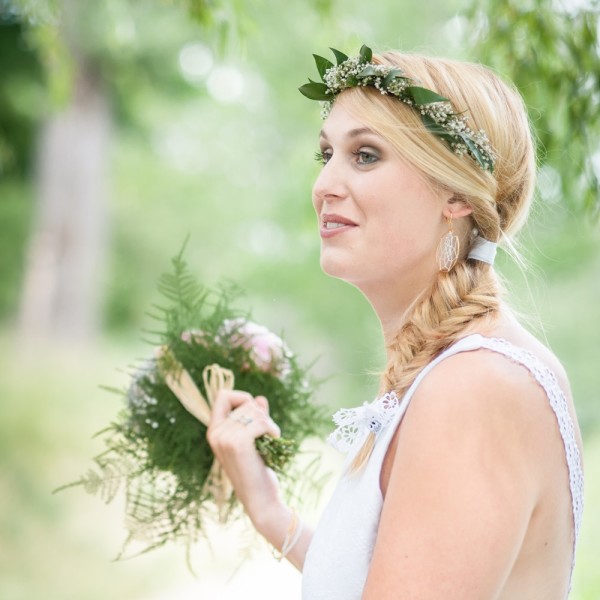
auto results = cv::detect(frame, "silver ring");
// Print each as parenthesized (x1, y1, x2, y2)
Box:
(229, 413, 253, 426)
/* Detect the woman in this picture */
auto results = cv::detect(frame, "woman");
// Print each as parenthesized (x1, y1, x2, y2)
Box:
(207, 46, 584, 599)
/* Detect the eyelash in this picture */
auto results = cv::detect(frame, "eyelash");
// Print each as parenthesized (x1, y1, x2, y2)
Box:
(314, 150, 329, 165)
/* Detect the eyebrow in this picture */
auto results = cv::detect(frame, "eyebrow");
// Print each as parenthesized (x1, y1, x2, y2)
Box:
(319, 126, 379, 140)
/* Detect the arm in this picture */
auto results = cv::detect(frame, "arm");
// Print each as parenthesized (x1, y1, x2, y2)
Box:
(207, 389, 312, 570)
(363, 351, 545, 599)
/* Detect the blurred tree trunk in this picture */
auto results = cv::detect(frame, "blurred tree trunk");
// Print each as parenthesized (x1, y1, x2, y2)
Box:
(17, 59, 110, 345)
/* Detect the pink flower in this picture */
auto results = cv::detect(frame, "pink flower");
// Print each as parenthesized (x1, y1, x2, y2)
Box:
(219, 318, 292, 376)
(180, 319, 293, 378)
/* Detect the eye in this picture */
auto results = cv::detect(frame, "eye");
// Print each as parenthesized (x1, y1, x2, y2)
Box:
(314, 149, 332, 165)
(353, 148, 379, 165)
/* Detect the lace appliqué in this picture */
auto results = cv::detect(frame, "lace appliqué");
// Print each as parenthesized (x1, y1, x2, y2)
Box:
(327, 391, 401, 453)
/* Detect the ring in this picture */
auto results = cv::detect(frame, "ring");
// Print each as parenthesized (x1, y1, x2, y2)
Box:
(229, 413, 253, 426)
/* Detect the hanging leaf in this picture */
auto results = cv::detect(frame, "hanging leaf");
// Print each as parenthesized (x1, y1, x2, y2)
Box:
(464, 0, 600, 214)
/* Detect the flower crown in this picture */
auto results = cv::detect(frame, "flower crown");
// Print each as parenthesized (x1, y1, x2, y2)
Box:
(299, 45, 495, 173)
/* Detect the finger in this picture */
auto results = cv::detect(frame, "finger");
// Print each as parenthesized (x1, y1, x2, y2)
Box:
(211, 389, 255, 424)
(255, 396, 281, 437)
(267, 419, 281, 439)
(254, 395, 269, 412)
(252, 398, 280, 437)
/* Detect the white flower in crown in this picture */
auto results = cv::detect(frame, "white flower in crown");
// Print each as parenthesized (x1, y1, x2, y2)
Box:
(327, 391, 402, 453)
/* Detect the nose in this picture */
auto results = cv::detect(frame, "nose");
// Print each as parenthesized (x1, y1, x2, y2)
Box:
(312, 160, 347, 214)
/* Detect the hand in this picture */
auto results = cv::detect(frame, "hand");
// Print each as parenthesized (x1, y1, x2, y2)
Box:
(207, 389, 284, 527)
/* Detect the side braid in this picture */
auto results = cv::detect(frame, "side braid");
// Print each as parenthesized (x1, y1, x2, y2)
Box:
(381, 262, 500, 397)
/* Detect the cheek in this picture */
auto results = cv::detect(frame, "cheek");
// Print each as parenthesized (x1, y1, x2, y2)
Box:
(366, 192, 440, 257)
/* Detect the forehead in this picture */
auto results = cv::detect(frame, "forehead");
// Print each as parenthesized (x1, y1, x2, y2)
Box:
(319, 103, 382, 141)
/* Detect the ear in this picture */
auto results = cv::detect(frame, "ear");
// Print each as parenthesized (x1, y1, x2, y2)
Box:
(443, 194, 472, 219)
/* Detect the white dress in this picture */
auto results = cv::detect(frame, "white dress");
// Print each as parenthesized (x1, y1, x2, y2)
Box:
(302, 334, 584, 599)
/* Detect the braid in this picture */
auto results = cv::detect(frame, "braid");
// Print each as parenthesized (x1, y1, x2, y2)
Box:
(382, 262, 500, 397)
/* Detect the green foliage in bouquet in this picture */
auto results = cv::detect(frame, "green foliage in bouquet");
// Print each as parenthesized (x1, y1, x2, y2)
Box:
(57, 248, 329, 557)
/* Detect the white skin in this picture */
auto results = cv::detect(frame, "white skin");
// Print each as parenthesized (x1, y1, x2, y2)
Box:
(207, 101, 583, 597)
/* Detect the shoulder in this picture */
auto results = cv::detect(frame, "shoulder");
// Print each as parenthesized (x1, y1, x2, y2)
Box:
(395, 342, 560, 492)
(409, 335, 572, 428)
(390, 334, 579, 493)
(408, 344, 546, 431)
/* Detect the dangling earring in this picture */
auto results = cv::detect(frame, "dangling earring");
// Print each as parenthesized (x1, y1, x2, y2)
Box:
(436, 215, 460, 272)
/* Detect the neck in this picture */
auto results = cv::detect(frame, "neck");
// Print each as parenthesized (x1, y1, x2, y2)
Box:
(357, 275, 435, 353)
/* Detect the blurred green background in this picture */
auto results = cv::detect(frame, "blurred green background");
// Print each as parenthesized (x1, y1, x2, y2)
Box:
(1, 0, 598, 598)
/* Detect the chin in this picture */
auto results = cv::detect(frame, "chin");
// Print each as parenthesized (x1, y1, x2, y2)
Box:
(320, 254, 361, 283)
(320, 252, 342, 276)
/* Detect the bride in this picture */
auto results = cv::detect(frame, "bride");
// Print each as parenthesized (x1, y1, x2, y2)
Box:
(206, 46, 584, 599)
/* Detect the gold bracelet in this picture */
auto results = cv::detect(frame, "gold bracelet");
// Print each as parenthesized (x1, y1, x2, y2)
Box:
(272, 508, 300, 562)
(281, 519, 303, 559)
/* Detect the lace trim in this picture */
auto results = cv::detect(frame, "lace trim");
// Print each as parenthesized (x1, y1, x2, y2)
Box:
(327, 391, 402, 453)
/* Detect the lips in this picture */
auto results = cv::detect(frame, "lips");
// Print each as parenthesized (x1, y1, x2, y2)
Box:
(320, 213, 358, 238)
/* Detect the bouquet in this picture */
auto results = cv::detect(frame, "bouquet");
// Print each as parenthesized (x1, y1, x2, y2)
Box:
(57, 248, 328, 558)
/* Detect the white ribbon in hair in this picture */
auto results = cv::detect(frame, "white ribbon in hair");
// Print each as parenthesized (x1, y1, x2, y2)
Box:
(468, 236, 497, 265)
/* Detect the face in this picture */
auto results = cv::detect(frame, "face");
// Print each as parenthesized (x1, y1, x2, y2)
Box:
(312, 101, 450, 299)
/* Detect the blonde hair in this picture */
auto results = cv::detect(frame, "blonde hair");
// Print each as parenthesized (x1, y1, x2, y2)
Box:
(337, 52, 537, 472)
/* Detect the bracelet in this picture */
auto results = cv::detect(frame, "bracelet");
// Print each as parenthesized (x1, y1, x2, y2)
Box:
(273, 508, 303, 562)
(282, 518, 303, 559)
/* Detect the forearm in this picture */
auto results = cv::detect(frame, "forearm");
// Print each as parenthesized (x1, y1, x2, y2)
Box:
(206, 389, 314, 569)
(249, 501, 313, 571)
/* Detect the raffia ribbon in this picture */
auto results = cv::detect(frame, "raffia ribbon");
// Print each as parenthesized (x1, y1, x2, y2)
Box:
(157, 348, 235, 522)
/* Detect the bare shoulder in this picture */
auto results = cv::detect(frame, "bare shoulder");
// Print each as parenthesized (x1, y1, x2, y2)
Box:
(411, 333, 573, 425)
(406, 345, 548, 433)
(395, 339, 573, 485)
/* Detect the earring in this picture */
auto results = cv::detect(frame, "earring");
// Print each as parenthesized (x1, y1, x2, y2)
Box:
(436, 215, 460, 272)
